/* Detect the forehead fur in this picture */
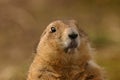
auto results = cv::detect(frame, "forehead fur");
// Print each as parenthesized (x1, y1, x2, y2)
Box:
(47, 20, 78, 32)
(50, 20, 87, 36)
(41, 20, 88, 39)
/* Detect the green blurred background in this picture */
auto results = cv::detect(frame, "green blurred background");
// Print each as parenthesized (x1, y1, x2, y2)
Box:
(0, 0, 120, 80)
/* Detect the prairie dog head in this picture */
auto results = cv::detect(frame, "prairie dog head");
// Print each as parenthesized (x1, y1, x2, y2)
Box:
(37, 20, 87, 54)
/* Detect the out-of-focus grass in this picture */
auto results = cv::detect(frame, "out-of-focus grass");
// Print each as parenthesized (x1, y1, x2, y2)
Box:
(92, 35, 112, 48)
(9, 62, 30, 80)
(96, 46, 120, 80)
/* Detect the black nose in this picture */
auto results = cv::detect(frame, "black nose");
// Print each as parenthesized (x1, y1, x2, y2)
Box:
(68, 33, 78, 39)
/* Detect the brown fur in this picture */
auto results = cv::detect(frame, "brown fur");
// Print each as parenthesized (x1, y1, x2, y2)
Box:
(27, 20, 105, 80)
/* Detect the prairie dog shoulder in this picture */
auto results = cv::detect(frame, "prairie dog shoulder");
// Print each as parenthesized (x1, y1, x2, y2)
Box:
(27, 20, 105, 80)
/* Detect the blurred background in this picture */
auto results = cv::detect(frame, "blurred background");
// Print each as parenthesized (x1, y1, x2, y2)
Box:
(0, 0, 120, 80)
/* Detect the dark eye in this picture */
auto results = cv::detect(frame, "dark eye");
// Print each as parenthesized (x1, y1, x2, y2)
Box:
(51, 27, 56, 33)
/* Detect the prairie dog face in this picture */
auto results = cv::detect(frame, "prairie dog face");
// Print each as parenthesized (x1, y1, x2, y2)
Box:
(39, 20, 85, 53)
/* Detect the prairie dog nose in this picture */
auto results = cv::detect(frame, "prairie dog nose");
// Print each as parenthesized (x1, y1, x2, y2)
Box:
(68, 33, 78, 39)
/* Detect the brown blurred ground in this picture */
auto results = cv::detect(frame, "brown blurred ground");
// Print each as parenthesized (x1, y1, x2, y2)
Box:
(0, 0, 120, 80)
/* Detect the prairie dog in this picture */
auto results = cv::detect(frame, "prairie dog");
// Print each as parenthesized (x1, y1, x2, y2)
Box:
(27, 20, 105, 80)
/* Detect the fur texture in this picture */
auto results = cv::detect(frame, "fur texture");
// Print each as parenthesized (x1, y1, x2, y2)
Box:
(27, 20, 105, 80)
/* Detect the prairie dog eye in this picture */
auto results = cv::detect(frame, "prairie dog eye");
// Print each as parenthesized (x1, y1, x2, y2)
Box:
(51, 27, 56, 33)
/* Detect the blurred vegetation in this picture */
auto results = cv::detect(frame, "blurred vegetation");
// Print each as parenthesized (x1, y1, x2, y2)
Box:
(0, 0, 120, 80)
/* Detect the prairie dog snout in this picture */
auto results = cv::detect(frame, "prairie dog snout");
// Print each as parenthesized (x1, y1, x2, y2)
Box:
(62, 27, 80, 53)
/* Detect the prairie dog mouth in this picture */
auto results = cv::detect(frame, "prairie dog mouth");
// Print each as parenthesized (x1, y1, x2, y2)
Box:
(64, 40, 78, 53)
(68, 40, 78, 49)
